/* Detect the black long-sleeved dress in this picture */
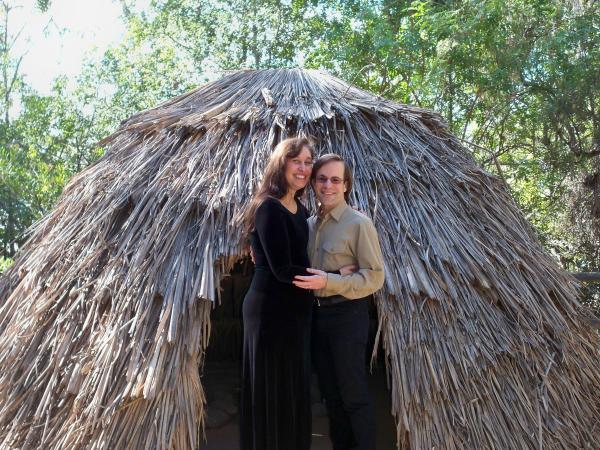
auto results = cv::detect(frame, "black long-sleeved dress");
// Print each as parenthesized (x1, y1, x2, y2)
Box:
(240, 197, 313, 450)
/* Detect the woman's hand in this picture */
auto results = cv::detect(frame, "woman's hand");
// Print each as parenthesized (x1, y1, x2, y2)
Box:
(293, 268, 327, 290)
(339, 264, 358, 276)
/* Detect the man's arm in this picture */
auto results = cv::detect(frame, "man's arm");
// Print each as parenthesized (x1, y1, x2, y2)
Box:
(293, 219, 384, 298)
(322, 219, 384, 298)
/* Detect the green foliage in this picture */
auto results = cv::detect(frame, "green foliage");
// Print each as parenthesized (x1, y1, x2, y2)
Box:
(132, 0, 317, 70)
(299, 0, 600, 270)
(0, 255, 11, 273)
(2, 0, 600, 273)
(36, 0, 50, 12)
(75, 15, 199, 125)
(0, 2, 201, 257)
(0, 79, 104, 256)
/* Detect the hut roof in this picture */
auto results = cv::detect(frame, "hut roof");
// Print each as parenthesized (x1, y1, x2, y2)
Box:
(1, 68, 599, 449)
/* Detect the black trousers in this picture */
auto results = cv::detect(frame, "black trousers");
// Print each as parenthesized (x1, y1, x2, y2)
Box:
(312, 298, 375, 450)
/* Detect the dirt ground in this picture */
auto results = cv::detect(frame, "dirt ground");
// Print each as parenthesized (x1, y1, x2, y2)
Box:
(199, 362, 397, 450)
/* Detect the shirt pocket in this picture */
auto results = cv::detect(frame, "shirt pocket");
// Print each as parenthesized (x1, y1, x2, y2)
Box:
(322, 241, 348, 255)
(321, 241, 355, 269)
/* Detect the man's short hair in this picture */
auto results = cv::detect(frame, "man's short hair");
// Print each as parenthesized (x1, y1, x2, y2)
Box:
(311, 153, 353, 202)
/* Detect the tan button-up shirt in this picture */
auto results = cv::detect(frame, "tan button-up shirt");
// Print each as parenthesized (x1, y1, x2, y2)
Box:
(308, 201, 385, 299)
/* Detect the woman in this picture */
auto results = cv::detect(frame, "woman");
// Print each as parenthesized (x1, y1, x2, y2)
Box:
(240, 137, 315, 450)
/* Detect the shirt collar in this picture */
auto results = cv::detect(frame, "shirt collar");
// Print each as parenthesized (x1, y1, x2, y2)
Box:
(319, 200, 348, 222)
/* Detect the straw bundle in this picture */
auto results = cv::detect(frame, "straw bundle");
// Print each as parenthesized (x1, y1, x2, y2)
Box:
(0, 68, 599, 449)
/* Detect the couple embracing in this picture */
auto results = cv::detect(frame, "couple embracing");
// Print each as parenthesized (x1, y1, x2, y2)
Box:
(240, 137, 385, 450)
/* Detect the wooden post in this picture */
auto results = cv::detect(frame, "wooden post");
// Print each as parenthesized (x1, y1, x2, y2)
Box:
(571, 272, 600, 283)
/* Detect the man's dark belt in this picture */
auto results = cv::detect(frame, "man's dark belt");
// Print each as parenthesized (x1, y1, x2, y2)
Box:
(314, 294, 348, 307)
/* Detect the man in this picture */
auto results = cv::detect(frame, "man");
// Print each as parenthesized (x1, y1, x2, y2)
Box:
(293, 153, 385, 450)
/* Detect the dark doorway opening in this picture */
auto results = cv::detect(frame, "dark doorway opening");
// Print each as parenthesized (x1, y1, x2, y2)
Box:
(199, 259, 396, 449)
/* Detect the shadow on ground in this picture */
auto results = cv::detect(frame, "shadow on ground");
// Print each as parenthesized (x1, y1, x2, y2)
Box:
(199, 361, 397, 450)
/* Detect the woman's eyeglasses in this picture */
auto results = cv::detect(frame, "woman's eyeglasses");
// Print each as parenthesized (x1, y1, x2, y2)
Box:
(290, 159, 313, 168)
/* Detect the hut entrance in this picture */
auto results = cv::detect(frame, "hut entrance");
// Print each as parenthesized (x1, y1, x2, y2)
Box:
(201, 258, 252, 432)
(200, 259, 396, 448)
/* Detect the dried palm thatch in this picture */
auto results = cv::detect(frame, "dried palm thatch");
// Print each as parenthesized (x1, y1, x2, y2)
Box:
(1, 68, 599, 449)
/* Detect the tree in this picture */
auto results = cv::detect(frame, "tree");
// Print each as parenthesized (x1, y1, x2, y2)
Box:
(299, 0, 600, 269)
(3, 0, 600, 276)
(0, 2, 104, 258)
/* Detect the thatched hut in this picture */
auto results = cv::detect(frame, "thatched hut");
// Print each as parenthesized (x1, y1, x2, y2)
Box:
(1, 68, 599, 449)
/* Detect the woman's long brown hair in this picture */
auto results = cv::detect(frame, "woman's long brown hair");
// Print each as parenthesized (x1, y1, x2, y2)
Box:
(242, 137, 315, 240)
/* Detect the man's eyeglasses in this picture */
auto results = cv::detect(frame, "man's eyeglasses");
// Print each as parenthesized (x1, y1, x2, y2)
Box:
(315, 175, 344, 185)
